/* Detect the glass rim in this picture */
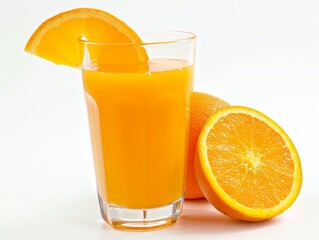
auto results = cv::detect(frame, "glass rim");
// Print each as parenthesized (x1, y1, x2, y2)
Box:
(79, 30, 196, 46)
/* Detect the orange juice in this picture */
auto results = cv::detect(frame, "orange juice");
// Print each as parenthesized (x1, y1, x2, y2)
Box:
(82, 59, 194, 209)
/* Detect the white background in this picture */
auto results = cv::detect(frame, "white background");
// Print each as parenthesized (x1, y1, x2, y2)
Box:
(1, 0, 318, 239)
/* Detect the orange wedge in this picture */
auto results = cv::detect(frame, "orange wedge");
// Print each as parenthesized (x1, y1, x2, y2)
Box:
(195, 106, 302, 221)
(25, 8, 148, 68)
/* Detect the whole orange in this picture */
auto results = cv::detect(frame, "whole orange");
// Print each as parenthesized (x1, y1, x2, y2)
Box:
(185, 92, 229, 199)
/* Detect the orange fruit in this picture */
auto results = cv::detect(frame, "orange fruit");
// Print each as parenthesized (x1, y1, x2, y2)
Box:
(195, 106, 302, 221)
(185, 92, 230, 199)
(24, 8, 148, 68)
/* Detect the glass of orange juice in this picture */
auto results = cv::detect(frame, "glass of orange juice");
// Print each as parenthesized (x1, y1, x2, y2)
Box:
(81, 31, 196, 231)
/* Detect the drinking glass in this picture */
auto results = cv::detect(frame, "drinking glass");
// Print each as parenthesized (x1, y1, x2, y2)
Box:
(81, 31, 196, 231)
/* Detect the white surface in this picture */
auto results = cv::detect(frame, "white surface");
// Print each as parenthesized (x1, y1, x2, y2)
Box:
(1, 0, 319, 239)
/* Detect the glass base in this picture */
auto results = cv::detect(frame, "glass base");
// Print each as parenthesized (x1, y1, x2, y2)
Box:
(98, 194, 183, 231)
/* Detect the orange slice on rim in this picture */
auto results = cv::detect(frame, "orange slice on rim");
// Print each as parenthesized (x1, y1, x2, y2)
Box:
(195, 106, 302, 221)
(25, 8, 148, 68)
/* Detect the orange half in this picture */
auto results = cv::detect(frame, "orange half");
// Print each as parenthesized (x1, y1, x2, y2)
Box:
(25, 8, 148, 68)
(195, 106, 302, 221)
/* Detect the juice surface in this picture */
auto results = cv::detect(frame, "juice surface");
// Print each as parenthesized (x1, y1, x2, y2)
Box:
(82, 59, 194, 209)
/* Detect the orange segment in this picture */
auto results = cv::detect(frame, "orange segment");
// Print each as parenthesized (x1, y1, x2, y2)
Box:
(25, 8, 148, 68)
(195, 106, 302, 221)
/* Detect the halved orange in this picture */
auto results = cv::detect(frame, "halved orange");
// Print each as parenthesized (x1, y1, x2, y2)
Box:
(25, 8, 148, 68)
(195, 106, 302, 221)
